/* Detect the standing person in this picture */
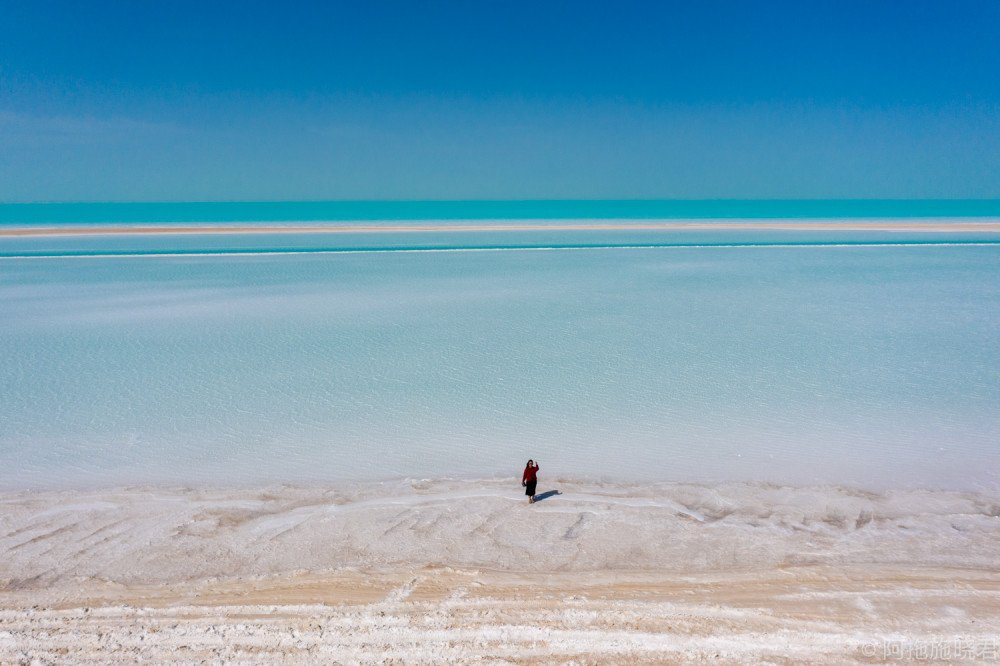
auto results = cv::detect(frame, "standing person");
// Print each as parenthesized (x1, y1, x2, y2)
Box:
(522, 460, 539, 504)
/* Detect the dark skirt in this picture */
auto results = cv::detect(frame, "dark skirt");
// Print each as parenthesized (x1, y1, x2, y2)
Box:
(525, 479, 537, 496)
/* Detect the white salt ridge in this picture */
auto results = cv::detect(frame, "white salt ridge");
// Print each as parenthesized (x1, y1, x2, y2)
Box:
(2, 479, 999, 588)
(8, 591, 997, 665)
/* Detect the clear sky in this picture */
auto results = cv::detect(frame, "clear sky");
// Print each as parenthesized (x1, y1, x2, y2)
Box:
(1, 1, 998, 202)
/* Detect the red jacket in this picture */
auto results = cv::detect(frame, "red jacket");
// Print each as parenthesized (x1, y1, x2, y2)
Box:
(522, 464, 538, 484)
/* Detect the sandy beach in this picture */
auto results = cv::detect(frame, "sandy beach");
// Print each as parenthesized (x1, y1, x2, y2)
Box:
(3, 478, 999, 663)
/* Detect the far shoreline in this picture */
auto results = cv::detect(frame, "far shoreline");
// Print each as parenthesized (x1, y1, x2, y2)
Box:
(3, 219, 1000, 237)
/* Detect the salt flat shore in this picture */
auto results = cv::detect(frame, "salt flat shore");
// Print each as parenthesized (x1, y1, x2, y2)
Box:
(3, 220, 1000, 236)
(2, 478, 1000, 664)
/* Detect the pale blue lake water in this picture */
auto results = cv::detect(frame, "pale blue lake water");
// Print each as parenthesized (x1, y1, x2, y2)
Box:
(2, 210, 999, 491)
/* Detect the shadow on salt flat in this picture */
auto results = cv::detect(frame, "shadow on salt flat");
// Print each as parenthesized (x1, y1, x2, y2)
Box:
(533, 490, 561, 503)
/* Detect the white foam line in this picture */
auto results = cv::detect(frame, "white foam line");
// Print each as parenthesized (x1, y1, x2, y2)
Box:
(2, 241, 1000, 260)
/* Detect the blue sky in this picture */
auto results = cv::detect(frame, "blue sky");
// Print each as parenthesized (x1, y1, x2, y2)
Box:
(1, 1, 998, 201)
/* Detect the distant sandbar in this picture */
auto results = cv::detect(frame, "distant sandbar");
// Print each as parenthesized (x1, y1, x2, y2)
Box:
(3, 220, 1000, 237)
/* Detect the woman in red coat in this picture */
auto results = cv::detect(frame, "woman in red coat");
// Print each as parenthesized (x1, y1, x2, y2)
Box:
(522, 460, 539, 504)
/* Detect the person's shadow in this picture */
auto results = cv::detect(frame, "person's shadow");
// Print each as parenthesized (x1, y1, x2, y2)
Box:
(534, 489, 561, 503)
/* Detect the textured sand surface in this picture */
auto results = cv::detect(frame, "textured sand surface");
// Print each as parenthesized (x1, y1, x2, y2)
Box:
(2, 479, 999, 664)
(4, 566, 1000, 665)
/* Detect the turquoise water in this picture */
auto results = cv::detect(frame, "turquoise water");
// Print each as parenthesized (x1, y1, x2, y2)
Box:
(3, 199, 1000, 226)
(1, 214, 999, 490)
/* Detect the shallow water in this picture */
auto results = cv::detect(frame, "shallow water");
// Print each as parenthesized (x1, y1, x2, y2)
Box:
(2, 225, 999, 490)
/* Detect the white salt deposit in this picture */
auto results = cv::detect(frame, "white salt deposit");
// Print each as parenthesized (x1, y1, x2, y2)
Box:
(2, 479, 1000, 664)
(2, 478, 999, 586)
